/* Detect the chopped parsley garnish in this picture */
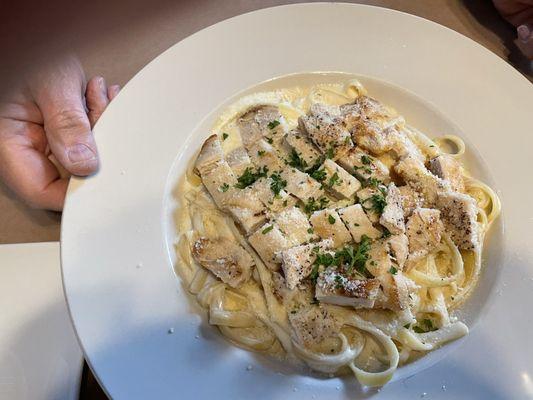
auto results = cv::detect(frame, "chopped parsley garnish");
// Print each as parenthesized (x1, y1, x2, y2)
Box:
(310, 168, 327, 182)
(311, 235, 373, 280)
(267, 120, 280, 130)
(429, 145, 435, 148)
(257, 150, 265, 156)
(344, 136, 351, 145)
(334, 275, 344, 289)
(288, 149, 308, 171)
(362, 186, 388, 215)
(307, 228, 314, 234)
(325, 147, 335, 159)
(354, 165, 372, 175)
(382, 228, 391, 238)
(270, 173, 287, 197)
(362, 177, 383, 188)
(326, 172, 341, 188)
(222, 132, 229, 141)
(262, 225, 274, 234)
(328, 214, 336, 224)
(219, 183, 230, 192)
(266, 137, 274, 144)
(283, 199, 288, 207)
(235, 166, 268, 189)
(353, 222, 360, 227)
(369, 192, 387, 214)
(361, 154, 372, 165)
(389, 266, 398, 275)
(413, 319, 436, 333)
(303, 196, 329, 214)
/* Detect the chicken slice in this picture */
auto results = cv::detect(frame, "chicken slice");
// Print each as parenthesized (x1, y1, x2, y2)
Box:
(273, 206, 315, 246)
(379, 183, 405, 234)
(321, 159, 361, 199)
(192, 237, 253, 288)
(429, 155, 466, 193)
(376, 271, 418, 313)
(337, 147, 390, 183)
(195, 134, 225, 175)
(281, 167, 325, 202)
(338, 204, 382, 243)
(398, 185, 424, 217)
(315, 267, 381, 308)
(365, 239, 393, 278)
(251, 177, 295, 212)
(199, 160, 238, 207)
(279, 239, 333, 289)
(298, 103, 353, 160)
(357, 186, 385, 223)
(289, 305, 341, 347)
(238, 105, 286, 149)
(352, 119, 399, 155)
(437, 191, 479, 251)
(386, 234, 409, 269)
(406, 207, 444, 265)
(248, 223, 291, 270)
(285, 129, 322, 168)
(226, 146, 252, 175)
(247, 139, 284, 171)
(309, 209, 352, 247)
(395, 156, 451, 205)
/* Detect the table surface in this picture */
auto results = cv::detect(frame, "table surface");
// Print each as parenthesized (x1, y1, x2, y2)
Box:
(1, 1, 530, 398)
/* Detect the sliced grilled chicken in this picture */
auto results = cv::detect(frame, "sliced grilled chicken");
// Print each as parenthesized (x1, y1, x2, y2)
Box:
(289, 305, 340, 347)
(251, 177, 295, 212)
(321, 159, 361, 199)
(429, 155, 466, 193)
(437, 191, 479, 251)
(192, 237, 253, 288)
(279, 239, 333, 289)
(309, 208, 352, 247)
(247, 139, 284, 171)
(337, 147, 390, 183)
(315, 268, 381, 308)
(273, 206, 315, 246)
(298, 103, 353, 160)
(398, 185, 424, 217)
(226, 146, 252, 175)
(195, 134, 225, 175)
(285, 129, 322, 168)
(248, 222, 291, 270)
(338, 204, 381, 242)
(223, 188, 267, 234)
(395, 156, 451, 205)
(356, 186, 384, 223)
(406, 207, 444, 265)
(365, 239, 393, 277)
(379, 183, 405, 234)
(238, 105, 286, 149)
(281, 167, 325, 201)
(386, 234, 409, 269)
(376, 271, 418, 312)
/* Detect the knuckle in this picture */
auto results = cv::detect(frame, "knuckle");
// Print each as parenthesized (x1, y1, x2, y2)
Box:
(47, 108, 89, 135)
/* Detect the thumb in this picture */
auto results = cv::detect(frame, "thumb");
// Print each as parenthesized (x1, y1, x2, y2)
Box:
(31, 57, 99, 176)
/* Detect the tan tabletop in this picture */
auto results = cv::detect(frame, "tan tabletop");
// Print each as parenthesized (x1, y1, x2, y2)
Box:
(1, 0, 530, 245)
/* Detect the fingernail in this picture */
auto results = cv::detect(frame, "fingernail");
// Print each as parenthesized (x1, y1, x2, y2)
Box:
(518, 25, 530, 42)
(67, 144, 97, 164)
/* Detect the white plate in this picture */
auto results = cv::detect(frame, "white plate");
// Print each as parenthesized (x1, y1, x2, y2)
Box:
(62, 3, 533, 399)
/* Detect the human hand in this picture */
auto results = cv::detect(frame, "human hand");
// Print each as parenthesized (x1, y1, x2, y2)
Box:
(493, 0, 533, 59)
(0, 56, 119, 211)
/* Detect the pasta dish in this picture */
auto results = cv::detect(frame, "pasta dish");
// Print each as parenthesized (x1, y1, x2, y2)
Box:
(174, 80, 500, 386)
